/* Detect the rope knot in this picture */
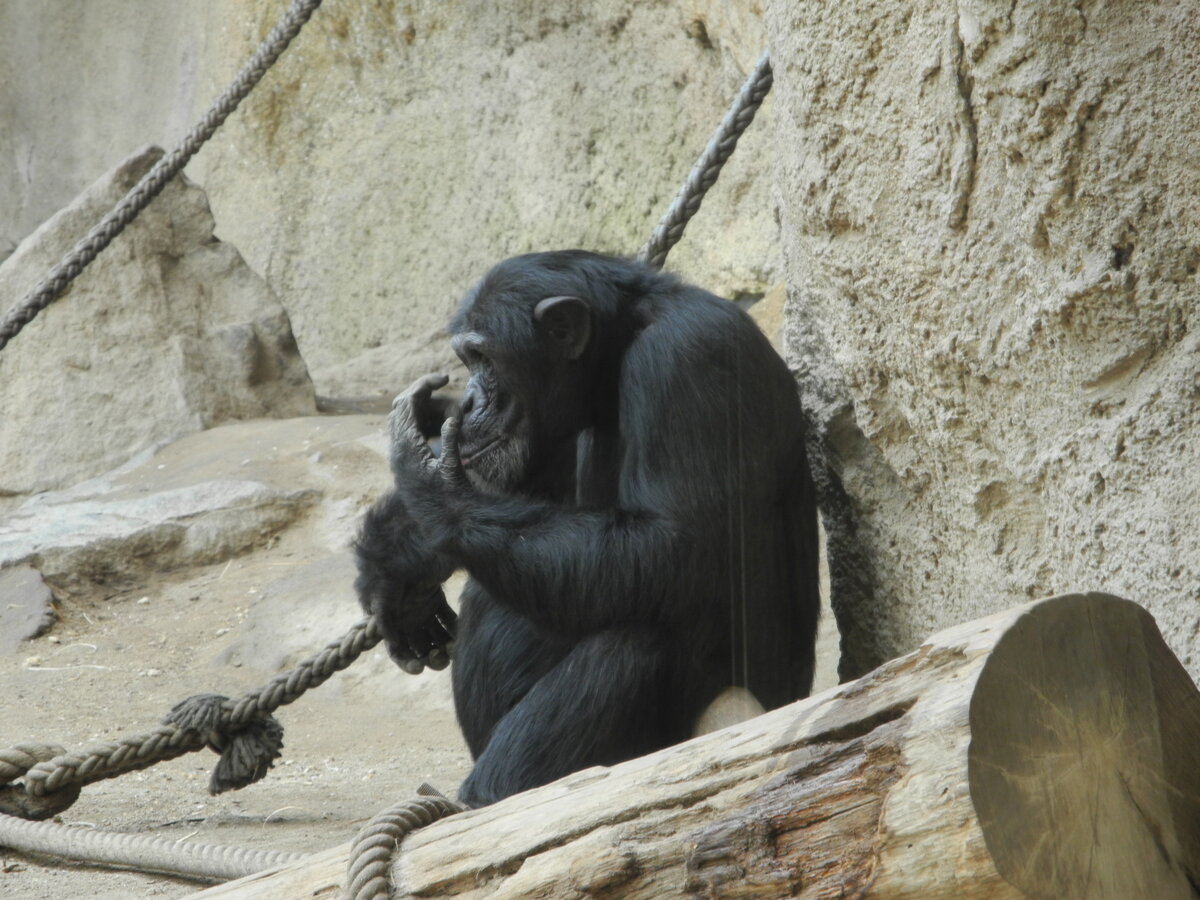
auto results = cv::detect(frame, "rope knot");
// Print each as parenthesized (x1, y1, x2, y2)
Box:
(165, 694, 284, 795)
(0, 744, 82, 819)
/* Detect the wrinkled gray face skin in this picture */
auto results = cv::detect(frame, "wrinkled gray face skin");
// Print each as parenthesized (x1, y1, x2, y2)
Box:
(452, 330, 535, 494)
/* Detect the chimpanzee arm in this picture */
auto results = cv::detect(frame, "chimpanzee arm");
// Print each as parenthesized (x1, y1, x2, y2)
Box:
(355, 373, 465, 672)
(424, 492, 684, 637)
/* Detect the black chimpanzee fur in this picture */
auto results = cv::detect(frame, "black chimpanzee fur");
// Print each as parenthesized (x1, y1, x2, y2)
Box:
(355, 250, 819, 807)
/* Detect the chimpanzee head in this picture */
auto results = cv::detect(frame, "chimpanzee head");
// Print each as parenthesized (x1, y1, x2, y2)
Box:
(451, 252, 643, 494)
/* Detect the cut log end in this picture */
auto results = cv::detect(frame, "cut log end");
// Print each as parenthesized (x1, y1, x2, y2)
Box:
(969, 593, 1200, 900)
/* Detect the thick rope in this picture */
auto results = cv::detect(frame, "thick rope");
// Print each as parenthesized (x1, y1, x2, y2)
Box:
(636, 51, 773, 270)
(0, 813, 306, 882)
(346, 788, 464, 900)
(0, 0, 324, 354)
(1, 619, 380, 819)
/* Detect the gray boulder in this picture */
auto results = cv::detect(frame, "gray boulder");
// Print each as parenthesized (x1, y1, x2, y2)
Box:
(0, 472, 316, 592)
(0, 565, 55, 652)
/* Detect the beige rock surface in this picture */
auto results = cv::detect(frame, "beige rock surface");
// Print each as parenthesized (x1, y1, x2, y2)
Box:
(0, 147, 315, 495)
(0, 414, 469, 899)
(767, 1, 1200, 679)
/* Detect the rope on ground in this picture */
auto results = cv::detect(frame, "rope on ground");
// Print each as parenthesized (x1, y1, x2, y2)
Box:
(0, 0, 325, 354)
(0, 618, 380, 820)
(0, 813, 307, 883)
(346, 786, 464, 900)
(636, 51, 773, 270)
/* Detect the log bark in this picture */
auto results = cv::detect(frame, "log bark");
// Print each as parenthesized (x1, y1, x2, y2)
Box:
(193, 593, 1200, 899)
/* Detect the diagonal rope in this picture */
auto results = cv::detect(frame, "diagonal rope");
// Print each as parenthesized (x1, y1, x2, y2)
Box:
(0, 0, 325, 354)
(636, 51, 773, 270)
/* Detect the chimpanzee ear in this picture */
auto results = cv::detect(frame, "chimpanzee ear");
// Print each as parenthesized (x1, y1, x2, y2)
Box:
(534, 295, 591, 360)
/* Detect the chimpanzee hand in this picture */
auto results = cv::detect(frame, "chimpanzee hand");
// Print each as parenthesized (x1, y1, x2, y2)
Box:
(389, 374, 471, 497)
(354, 489, 457, 675)
(364, 578, 458, 675)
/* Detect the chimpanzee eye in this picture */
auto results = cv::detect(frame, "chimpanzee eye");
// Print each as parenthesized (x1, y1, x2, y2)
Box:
(452, 332, 489, 370)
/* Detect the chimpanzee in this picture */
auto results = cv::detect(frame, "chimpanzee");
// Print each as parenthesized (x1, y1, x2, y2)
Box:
(355, 250, 819, 807)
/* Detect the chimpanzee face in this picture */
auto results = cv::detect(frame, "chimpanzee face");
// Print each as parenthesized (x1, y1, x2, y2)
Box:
(451, 329, 534, 492)
(450, 263, 595, 493)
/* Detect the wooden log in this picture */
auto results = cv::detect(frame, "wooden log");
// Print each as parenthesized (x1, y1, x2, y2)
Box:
(193, 593, 1200, 899)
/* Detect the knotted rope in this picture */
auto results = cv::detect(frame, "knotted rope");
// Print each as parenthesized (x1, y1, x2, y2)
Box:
(0, 619, 379, 820)
(0, 0, 324, 353)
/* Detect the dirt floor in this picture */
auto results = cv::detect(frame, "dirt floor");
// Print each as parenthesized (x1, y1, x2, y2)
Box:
(0, 529, 473, 899)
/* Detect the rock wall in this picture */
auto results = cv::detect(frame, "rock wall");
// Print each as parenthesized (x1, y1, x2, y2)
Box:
(767, 2, 1200, 679)
(0, 0, 779, 399)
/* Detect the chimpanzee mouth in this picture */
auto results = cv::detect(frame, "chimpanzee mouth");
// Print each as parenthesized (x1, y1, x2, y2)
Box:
(461, 437, 503, 468)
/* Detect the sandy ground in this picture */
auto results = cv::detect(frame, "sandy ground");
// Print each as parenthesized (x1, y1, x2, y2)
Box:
(1, 516, 472, 898)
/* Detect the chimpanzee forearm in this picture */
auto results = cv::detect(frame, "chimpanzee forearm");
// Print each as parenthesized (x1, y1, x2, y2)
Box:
(354, 490, 453, 612)
(400, 482, 688, 638)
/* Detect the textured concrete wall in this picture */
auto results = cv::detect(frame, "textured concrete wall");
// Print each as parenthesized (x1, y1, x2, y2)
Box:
(767, 1, 1200, 679)
(0, 0, 779, 397)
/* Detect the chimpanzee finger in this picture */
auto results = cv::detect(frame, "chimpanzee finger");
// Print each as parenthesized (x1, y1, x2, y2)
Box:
(409, 625, 453, 672)
(422, 616, 453, 648)
(439, 417, 468, 487)
(426, 394, 463, 434)
(398, 657, 425, 676)
(386, 641, 425, 675)
(388, 401, 436, 469)
(399, 373, 451, 407)
(395, 374, 450, 437)
(405, 625, 436, 660)
(433, 600, 459, 638)
(387, 391, 425, 436)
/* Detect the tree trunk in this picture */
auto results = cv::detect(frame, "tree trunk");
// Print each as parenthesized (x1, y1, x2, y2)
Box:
(193, 593, 1200, 899)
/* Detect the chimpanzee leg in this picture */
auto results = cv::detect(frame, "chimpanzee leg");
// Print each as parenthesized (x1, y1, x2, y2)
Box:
(451, 582, 571, 760)
(457, 627, 674, 807)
